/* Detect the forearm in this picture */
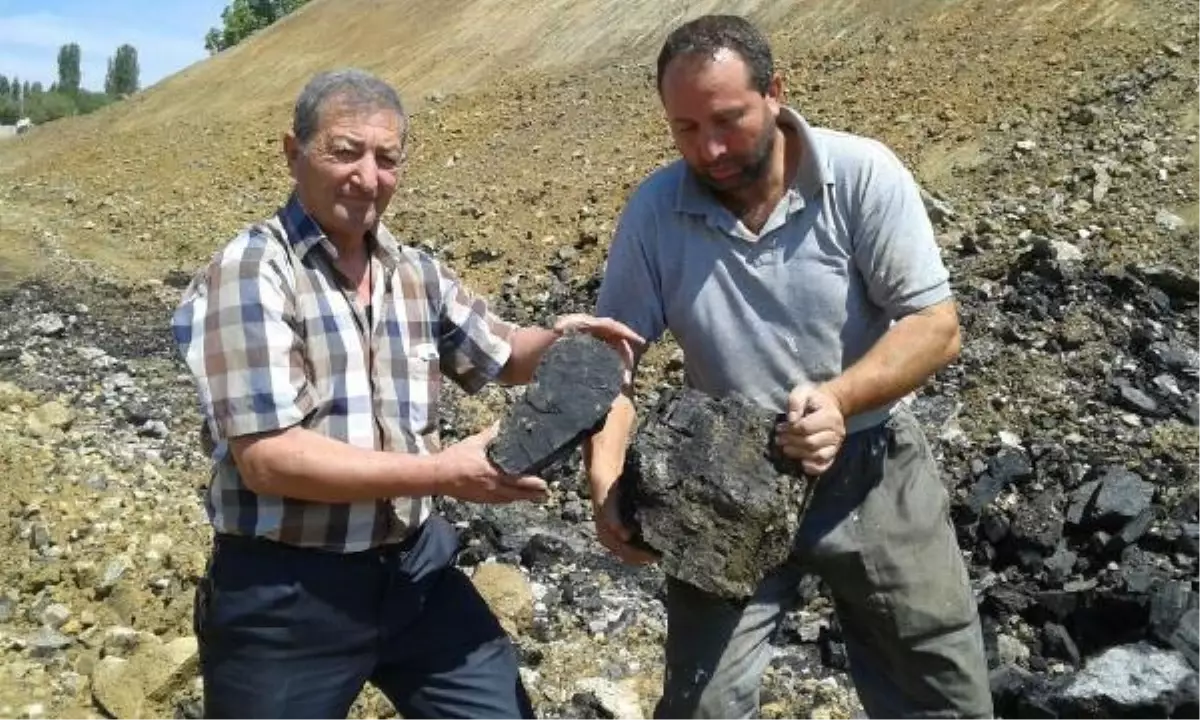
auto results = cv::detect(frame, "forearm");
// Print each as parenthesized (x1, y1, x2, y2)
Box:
(496, 326, 559, 385)
(583, 392, 638, 490)
(233, 426, 443, 503)
(823, 301, 961, 418)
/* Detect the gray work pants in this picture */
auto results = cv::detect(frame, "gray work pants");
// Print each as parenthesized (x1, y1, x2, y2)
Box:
(655, 410, 993, 719)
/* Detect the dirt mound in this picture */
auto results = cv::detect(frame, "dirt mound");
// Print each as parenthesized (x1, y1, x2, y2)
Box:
(0, 0, 1196, 717)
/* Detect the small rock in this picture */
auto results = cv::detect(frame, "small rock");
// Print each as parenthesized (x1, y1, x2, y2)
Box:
(1117, 382, 1160, 416)
(30, 313, 65, 337)
(997, 633, 1031, 665)
(1042, 623, 1081, 666)
(97, 556, 131, 595)
(28, 626, 72, 657)
(1087, 468, 1155, 531)
(1167, 608, 1198, 669)
(25, 400, 75, 436)
(1015, 140, 1037, 152)
(573, 677, 644, 719)
(471, 563, 534, 635)
(40, 603, 70, 630)
(102, 626, 145, 656)
(1154, 210, 1186, 232)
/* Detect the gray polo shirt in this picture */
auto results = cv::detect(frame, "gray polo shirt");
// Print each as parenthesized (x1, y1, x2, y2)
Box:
(596, 108, 950, 434)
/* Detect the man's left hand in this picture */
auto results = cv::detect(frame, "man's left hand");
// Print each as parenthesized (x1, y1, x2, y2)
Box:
(775, 384, 847, 476)
(553, 314, 644, 382)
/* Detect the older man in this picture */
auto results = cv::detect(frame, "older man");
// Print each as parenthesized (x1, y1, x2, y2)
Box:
(584, 15, 992, 720)
(172, 68, 639, 719)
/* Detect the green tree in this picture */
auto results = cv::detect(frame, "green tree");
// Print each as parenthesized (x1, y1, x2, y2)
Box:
(205, 0, 310, 53)
(105, 44, 140, 96)
(9, 76, 19, 102)
(0, 75, 9, 98)
(57, 42, 81, 95)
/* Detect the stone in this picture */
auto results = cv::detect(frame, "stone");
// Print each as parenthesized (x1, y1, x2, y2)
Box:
(1155, 209, 1187, 232)
(1008, 490, 1065, 559)
(965, 447, 1033, 515)
(1057, 643, 1196, 716)
(471, 563, 534, 635)
(91, 656, 145, 719)
(1139, 265, 1200, 303)
(1044, 546, 1077, 584)
(29, 313, 65, 337)
(91, 635, 200, 718)
(1066, 480, 1101, 527)
(572, 677, 644, 719)
(1117, 381, 1161, 416)
(1177, 522, 1200, 556)
(488, 334, 624, 475)
(27, 627, 72, 657)
(1087, 468, 1155, 531)
(39, 603, 70, 630)
(1142, 583, 1190, 643)
(1147, 341, 1198, 377)
(25, 400, 75, 437)
(1042, 622, 1081, 666)
(520, 532, 585, 569)
(1168, 608, 1198, 669)
(1106, 505, 1158, 552)
(997, 633, 1031, 665)
(619, 388, 810, 598)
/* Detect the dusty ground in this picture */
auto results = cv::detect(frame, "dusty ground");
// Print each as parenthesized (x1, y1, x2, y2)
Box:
(0, 0, 1195, 717)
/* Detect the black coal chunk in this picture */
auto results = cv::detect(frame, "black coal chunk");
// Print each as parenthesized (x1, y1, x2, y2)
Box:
(488, 334, 624, 475)
(965, 447, 1034, 516)
(618, 388, 811, 599)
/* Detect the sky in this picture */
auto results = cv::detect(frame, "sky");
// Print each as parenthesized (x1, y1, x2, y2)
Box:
(0, 0, 229, 91)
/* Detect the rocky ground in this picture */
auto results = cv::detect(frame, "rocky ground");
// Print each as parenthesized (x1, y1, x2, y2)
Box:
(0, 0, 1197, 718)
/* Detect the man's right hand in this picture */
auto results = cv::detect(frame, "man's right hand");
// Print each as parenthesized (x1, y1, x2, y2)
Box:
(435, 425, 549, 504)
(591, 475, 658, 565)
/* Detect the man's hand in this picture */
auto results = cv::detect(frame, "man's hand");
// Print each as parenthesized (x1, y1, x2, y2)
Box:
(436, 424, 549, 504)
(775, 384, 847, 476)
(590, 475, 658, 565)
(554, 314, 644, 383)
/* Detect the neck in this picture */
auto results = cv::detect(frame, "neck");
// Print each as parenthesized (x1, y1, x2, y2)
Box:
(328, 231, 369, 262)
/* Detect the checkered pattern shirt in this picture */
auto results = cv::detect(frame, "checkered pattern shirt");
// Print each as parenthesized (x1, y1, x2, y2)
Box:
(172, 193, 515, 552)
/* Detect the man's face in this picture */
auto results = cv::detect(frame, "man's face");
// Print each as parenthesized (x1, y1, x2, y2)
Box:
(284, 98, 405, 242)
(660, 49, 780, 194)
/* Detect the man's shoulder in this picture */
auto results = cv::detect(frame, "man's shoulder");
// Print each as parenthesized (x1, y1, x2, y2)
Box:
(626, 159, 689, 214)
(810, 126, 908, 179)
(178, 220, 290, 300)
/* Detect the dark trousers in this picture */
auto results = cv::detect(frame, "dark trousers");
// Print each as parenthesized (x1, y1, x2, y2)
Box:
(194, 515, 533, 719)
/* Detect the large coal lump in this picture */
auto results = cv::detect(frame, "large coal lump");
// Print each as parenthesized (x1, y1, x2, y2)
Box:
(619, 388, 811, 598)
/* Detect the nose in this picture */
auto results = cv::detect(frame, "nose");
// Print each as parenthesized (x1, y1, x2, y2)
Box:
(351, 155, 379, 194)
(699, 129, 727, 164)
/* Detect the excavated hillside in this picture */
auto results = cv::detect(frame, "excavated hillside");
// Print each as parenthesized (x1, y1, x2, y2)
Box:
(0, 0, 1196, 717)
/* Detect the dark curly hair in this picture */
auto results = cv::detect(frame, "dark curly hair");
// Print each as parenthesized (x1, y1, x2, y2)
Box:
(656, 15, 774, 95)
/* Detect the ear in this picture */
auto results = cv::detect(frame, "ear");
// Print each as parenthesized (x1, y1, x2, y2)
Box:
(283, 131, 301, 179)
(765, 72, 784, 115)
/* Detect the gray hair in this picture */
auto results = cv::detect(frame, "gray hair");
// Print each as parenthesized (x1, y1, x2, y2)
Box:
(293, 68, 407, 146)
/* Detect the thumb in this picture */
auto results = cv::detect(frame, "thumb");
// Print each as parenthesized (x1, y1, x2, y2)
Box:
(787, 383, 815, 418)
(474, 421, 500, 444)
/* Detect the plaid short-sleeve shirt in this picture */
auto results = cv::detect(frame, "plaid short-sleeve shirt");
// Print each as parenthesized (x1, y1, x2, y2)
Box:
(172, 193, 516, 552)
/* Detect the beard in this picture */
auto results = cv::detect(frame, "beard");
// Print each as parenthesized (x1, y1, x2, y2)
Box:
(692, 116, 777, 194)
